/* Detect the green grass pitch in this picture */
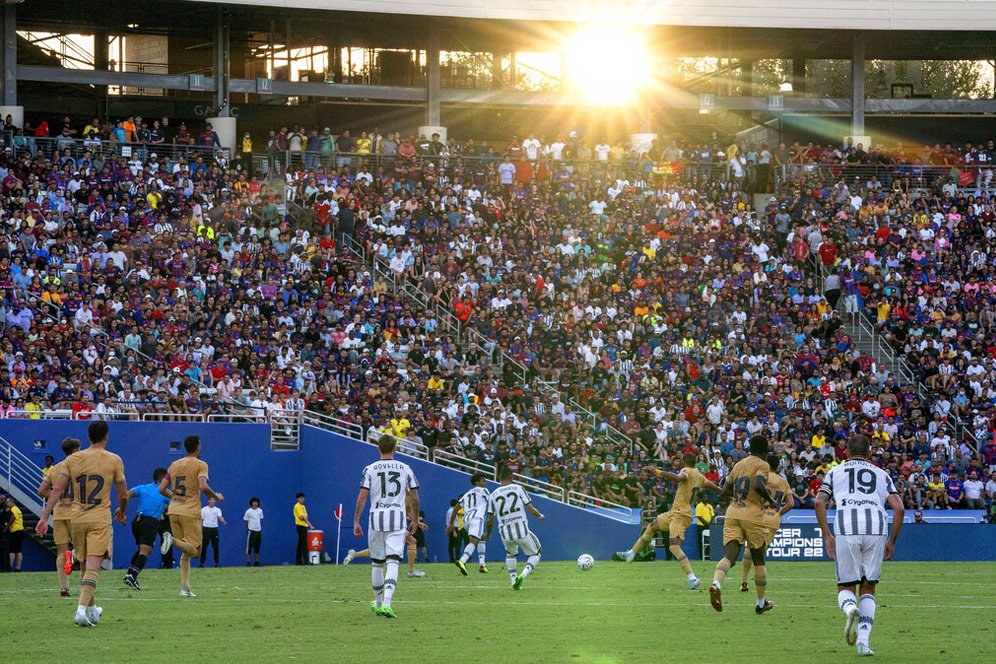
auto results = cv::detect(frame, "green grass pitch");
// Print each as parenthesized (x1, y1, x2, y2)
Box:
(4, 560, 994, 662)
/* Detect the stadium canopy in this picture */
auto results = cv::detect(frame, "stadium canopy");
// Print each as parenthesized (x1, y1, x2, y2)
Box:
(192, 0, 996, 32)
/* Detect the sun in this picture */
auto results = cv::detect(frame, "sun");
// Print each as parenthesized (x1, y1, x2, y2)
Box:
(563, 25, 651, 106)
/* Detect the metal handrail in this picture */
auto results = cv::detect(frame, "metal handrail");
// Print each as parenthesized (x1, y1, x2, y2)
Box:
(432, 448, 495, 477)
(11, 135, 231, 161)
(513, 472, 565, 501)
(566, 490, 637, 523)
(302, 410, 365, 440)
(0, 434, 48, 517)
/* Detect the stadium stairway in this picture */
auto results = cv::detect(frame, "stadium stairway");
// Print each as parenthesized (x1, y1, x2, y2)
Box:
(0, 435, 59, 558)
(345, 242, 635, 451)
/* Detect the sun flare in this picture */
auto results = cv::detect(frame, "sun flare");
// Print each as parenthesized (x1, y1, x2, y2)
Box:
(563, 25, 651, 106)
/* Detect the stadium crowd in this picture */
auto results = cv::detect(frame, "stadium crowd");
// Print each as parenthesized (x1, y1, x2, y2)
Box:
(1, 115, 995, 521)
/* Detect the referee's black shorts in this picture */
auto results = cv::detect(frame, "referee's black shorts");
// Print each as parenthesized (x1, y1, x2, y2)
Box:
(246, 530, 262, 554)
(414, 526, 426, 548)
(132, 516, 160, 547)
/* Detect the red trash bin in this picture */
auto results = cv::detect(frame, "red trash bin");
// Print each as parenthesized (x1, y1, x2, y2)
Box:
(307, 529, 324, 564)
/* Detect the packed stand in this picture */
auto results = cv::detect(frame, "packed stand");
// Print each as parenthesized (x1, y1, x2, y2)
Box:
(0, 114, 994, 521)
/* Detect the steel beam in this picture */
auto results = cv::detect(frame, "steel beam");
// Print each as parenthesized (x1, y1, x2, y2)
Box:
(15, 65, 996, 113)
(851, 33, 865, 136)
(2, 4, 17, 106)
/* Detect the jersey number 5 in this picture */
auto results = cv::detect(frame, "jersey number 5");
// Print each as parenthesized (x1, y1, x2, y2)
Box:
(173, 475, 187, 497)
(377, 471, 402, 497)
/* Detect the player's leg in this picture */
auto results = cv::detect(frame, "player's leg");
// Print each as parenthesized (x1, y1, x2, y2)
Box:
(477, 538, 488, 571)
(505, 541, 519, 586)
(740, 553, 752, 591)
(854, 536, 886, 654)
(378, 531, 405, 616)
(618, 514, 663, 562)
(519, 533, 542, 579)
(749, 545, 773, 613)
(54, 520, 71, 594)
(710, 520, 745, 612)
(668, 535, 699, 589)
(834, 534, 865, 646)
(369, 532, 386, 611)
(405, 533, 420, 576)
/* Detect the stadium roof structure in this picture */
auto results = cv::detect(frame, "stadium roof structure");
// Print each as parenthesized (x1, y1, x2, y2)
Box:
(190, 0, 996, 33)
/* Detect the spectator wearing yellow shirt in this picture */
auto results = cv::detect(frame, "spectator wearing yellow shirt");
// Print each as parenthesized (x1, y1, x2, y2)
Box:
(695, 497, 715, 527)
(293, 493, 313, 565)
(25, 394, 43, 420)
(427, 376, 444, 392)
(6, 495, 24, 572)
(811, 433, 827, 450)
(926, 472, 947, 508)
(389, 416, 411, 439)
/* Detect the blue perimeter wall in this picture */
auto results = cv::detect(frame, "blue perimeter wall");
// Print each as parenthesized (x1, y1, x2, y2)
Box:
(299, 425, 639, 563)
(0, 420, 639, 571)
(708, 518, 996, 562)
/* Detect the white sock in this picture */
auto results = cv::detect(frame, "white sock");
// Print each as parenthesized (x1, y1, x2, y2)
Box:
(371, 562, 385, 608)
(77, 604, 87, 615)
(477, 542, 487, 566)
(712, 580, 722, 590)
(459, 543, 476, 564)
(838, 589, 858, 614)
(857, 594, 876, 647)
(757, 598, 767, 608)
(521, 554, 540, 578)
(688, 573, 697, 581)
(382, 560, 400, 607)
(506, 556, 517, 581)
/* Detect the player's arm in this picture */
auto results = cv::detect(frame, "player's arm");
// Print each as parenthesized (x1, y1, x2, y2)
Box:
(406, 489, 420, 534)
(37, 476, 53, 499)
(753, 472, 774, 503)
(447, 497, 461, 532)
(198, 476, 224, 503)
(719, 476, 735, 500)
(115, 479, 129, 525)
(353, 487, 369, 537)
(35, 472, 69, 536)
(158, 474, 172, 499)
(657, 469, 685, 483)
(814, 487, 835, 560)
(884, 492, 904, 561)
(703, 480, 723, 493)
(780, 490, 795, 517)
(526, 502, 545, 522)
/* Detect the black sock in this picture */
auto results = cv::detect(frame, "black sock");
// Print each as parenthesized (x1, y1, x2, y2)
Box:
(135, 554, 148, 573)
(130, 552, 140, 567)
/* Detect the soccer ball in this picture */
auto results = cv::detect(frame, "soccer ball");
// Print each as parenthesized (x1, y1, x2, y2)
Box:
(577, 553, 594, 571)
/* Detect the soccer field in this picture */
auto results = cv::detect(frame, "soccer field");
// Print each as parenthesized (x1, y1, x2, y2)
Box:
(3, 561, 993, 662)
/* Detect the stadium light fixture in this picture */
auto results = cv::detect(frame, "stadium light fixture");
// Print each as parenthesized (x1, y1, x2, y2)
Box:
(779, 81, 794, 93)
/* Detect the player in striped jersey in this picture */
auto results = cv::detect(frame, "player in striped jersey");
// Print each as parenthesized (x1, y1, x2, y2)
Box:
(816, 434, 904, 657)
(741, 454, 794, 592)
(488, 467, 545, 590)
(448, 473, 492, 575)
(353, 436, 420, 618)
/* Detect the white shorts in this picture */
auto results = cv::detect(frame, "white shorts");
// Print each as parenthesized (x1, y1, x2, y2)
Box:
(369, 529, 406, 562)
(465, 517, 486, 540)
(835, 534, 886, 586)
(502, 531, 541, 557)
(843, 294, 858, 313)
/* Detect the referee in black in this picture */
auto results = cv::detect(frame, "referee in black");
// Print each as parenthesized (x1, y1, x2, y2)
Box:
(124, 468, 170, 590)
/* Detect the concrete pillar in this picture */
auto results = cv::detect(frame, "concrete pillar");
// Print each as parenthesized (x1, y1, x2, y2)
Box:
(417, 126, 447, 145)
(426, 27, 441, 127)
(741, 59, 754, 97)
(792, 54, 806, 95)
(214, 8, 230, 116)
(491, 52, 503, 90)
(94, 31, 109, 114)
(207, 116, 237, 152)
(850, 33, 868, 146)
(1, 4, 17, 106)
